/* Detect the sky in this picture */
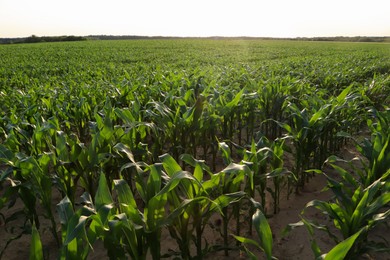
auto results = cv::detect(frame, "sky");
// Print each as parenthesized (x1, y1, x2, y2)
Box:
(1, 0, 389, 38)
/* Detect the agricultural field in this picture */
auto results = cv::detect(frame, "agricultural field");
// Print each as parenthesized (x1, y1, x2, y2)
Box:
(0, 39, 389, 259)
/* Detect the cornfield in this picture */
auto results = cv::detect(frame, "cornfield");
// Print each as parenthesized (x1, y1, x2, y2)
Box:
(0, 39, 389, 259)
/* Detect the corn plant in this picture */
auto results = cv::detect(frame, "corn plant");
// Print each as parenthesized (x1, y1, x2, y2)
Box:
(57, 195, 94, 259)
(241, 138, 270, 212)
(216, 87, 246, 141)
(266, 138, 291, 214)
(239, 92, 259, 145)
(288, 169, 390, 259)
(357, 108, 390, 185)
(234, 207, 274, 260)
(217, 141, 254, 255)
(258, 78, 290, 140)
(0, 145, 59, 245)
(278, 102, 320, 191)
(286, 138, 390, 259)
(278, 84, 360, 192)
(160, 153, 247, 259)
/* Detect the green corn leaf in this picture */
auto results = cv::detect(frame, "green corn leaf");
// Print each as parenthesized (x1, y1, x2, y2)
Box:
(57, 196, 74, 225)
(376, 136, 389, 173)
(350, 190, 369, 234)
(277, 121, 293, 134)
(64, 215, 89, 246)
(179, 153, 199, 167)
(202, 174, 221, 192)
(101, 114, 114, 141)
(305, 200, 350, 238)
(180, 153, 211, 176)
(309, 109, 323, 125)
(0, 166, 13, 182)
(234, 236, 260, 260)
(156, 170, 198, 197)
(111, 214, 140, 259)
(193, 163, 204, 183)
(336, 84, 353, 103)
(221, 162, 250, 175)
(159, 153, 182, 176)
(252, 208, 273, 260)
(351, 186, 363, 208)
(0, 144, 14, 163)
(95, 172, 113, 210)
(114, 107, 136, 124)
(56, 130, 68, 162)
(372, 134, 383, 160)
(145, 194, 167, 230)
(220, 162, 251, 192)
(210, 191, 246, 212)
(311, 238, 322, 259)
(114, 143, 136, 163)
(295, 217, 337, 259)
(113, 179, 137, 209)
(113, 179, 143, 224)
(225, 87, 245, 111)
(147, 164, 163, 198)
(364, 192, 390, 219)
(234, 234, 263, 258)
(267, 168, 292, 178)
(30, 222, 44, 260)
(160, 197, 209, 226)
(191, 95, 205, 130)
(323, 228, 364, 260)
(233, 235, 260, 247)
(218, 142, 232, 165)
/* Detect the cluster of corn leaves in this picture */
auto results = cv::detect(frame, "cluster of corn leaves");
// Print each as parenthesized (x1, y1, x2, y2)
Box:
(0, 40, 389, 259)
(286, 108, 390, 259)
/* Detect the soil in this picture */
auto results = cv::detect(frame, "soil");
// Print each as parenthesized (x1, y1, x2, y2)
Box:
(1, 143, 389, 260)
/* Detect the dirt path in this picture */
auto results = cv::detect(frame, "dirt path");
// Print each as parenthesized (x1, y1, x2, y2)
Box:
(270, 173, 333, 259)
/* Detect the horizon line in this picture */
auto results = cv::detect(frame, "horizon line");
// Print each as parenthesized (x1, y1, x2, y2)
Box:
(1, 34, 390, 40)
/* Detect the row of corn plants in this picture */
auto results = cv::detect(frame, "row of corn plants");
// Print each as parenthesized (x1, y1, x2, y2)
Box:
(1, 97, 386, 259)
(285, 108, 390, 259)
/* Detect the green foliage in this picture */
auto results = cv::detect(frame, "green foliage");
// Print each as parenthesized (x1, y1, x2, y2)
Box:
(0, 39, 389, 259)
(30, 222, 44, 260)
(285, 113, 390, 259)
(234, 208, 274, 260)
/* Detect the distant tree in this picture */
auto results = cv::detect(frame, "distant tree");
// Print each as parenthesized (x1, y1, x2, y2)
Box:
(25, 35, 43, 43)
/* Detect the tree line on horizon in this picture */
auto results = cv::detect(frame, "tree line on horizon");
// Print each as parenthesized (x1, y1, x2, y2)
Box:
(1, 34, 389, 44)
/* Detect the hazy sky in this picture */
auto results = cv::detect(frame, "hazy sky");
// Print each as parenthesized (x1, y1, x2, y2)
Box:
(1, 0, 389, 38)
